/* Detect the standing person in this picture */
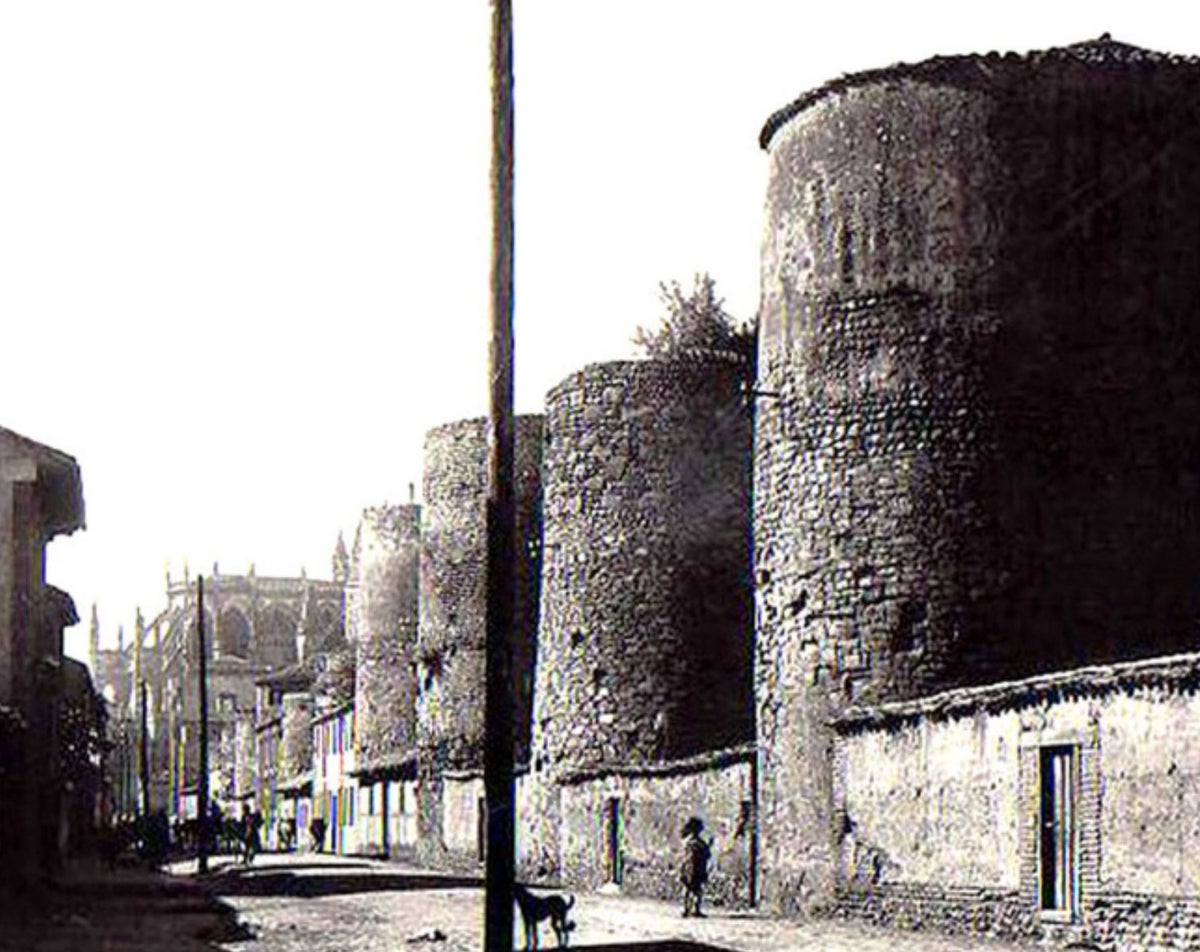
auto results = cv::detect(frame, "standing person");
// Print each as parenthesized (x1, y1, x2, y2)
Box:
(243, 809, 263, 865)
(679, 816, 712, 918)
(208, 802, 224, 857)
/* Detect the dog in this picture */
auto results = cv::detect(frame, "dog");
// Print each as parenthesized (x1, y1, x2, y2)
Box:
(513, 882, 576, 950)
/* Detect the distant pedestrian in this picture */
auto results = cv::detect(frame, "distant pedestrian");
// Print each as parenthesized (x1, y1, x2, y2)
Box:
(208, 802, 224, 856)
(679, 816, 712, 918)
(147, 809, 170, 865)
(310, 816, 327, 853)
(242, 807, 263, 865)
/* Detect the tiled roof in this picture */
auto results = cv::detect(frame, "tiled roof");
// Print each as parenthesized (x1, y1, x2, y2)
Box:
(760, 36, 1200, 149)
(836, 650, 1200, 731)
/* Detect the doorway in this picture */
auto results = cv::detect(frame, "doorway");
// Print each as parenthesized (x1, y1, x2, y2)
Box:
(477, 795, 487, 862)
(1039, 745, 1078, 916)
(604, 797, 624, 886)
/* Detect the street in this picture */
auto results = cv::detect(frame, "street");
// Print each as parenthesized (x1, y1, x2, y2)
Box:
(194, 853, 1031, 952)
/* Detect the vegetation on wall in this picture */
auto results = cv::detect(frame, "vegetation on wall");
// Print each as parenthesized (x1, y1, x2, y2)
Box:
(633, 273, 757, 377)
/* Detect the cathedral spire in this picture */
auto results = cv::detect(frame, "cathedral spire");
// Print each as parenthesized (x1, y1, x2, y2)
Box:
(332, 531, 350, 587)
(133, 607, 145, 681)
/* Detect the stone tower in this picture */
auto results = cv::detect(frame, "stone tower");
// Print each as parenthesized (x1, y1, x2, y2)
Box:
(526, 357, 754, 878)
(353, 503, 421, 773)
(754, 37, 1200, 910)
(416, 415, 543, 860)
(532, 359, 753, 771)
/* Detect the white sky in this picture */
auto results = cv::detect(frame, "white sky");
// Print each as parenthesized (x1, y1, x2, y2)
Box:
(1, 2, 1194, 663)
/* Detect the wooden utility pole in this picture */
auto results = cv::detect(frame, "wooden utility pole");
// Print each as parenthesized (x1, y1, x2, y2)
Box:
(484, 0, 516, 949)
(139, 679, 151, 815)
(197, 576, 210, 874)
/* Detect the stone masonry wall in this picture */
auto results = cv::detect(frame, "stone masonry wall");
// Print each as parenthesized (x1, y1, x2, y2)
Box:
(533, 359, 753, 776)
(233, 712, 257, 800)
(417, 416, 543, 772)
(416, 416, 542, 862)
(557, 758, 754, 906)
(280, 692, 314, 786)
(756, 42, 1200, 911)
(354, 504, 420, 772)
(526, 359, 752, 882)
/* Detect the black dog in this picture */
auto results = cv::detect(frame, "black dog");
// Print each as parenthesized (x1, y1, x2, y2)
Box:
(514, 882, 576, 949)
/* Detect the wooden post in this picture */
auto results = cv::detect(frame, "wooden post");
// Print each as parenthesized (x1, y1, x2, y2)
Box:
(197, 576, 210, 874)
(380, 780, 391, 859)
(140, 679, 151, 815)
(484, 0, 516, 949)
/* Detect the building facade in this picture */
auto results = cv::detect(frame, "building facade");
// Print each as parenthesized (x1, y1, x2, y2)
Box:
(0, 425, 86, 886)
(312, 703, 358, 854)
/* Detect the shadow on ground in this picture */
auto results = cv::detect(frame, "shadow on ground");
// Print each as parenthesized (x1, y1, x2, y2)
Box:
(565, 943, 735, 951)
(209, 866, 482, 899)
(213, 859, 376, 874)
(0, 869, 253, 951)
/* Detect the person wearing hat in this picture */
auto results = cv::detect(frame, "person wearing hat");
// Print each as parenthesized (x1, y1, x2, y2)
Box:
(679, 816, 713, 917)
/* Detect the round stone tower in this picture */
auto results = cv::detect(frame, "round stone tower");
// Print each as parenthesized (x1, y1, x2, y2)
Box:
(755, 37, 1200, 910)
(523, 358, 753, 881)
(532, 359, 753, 780)
(353, 503, 421, 773)
(417, 415, 544, 772)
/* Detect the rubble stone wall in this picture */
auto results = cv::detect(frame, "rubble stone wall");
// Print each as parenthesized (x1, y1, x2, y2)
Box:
(232, 713, 257, 800)
(532, 359, 753, 777)
(417, 416, 543, 773)
(354, 504, 420, 771)
(280, 692, 314, 785)
(557, 757, 754, 905)
(756, 47, 1200, 910)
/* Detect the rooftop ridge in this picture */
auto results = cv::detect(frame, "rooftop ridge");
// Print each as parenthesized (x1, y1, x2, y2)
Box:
(835, 648, 1200, 731)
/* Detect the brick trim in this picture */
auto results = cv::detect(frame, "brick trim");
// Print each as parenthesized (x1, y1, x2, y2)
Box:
(832, 881, 1036, 937)
(1018, 720, 1102, 925)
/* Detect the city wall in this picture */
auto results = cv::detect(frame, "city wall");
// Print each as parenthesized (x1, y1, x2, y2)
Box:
(557, 753, 754, 906)
(756, 44, 1200, 911)
(354, 504, 421, 773)
(832, 654, 1200, 948)
(527, 359, 753, 884)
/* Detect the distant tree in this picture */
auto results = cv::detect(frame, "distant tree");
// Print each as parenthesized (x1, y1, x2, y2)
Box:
(633, 273, 756, 372)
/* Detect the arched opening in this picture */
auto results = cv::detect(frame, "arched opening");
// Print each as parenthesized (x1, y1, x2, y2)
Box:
(216, 607, 251, 659)
(184, 609, 216, 657)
